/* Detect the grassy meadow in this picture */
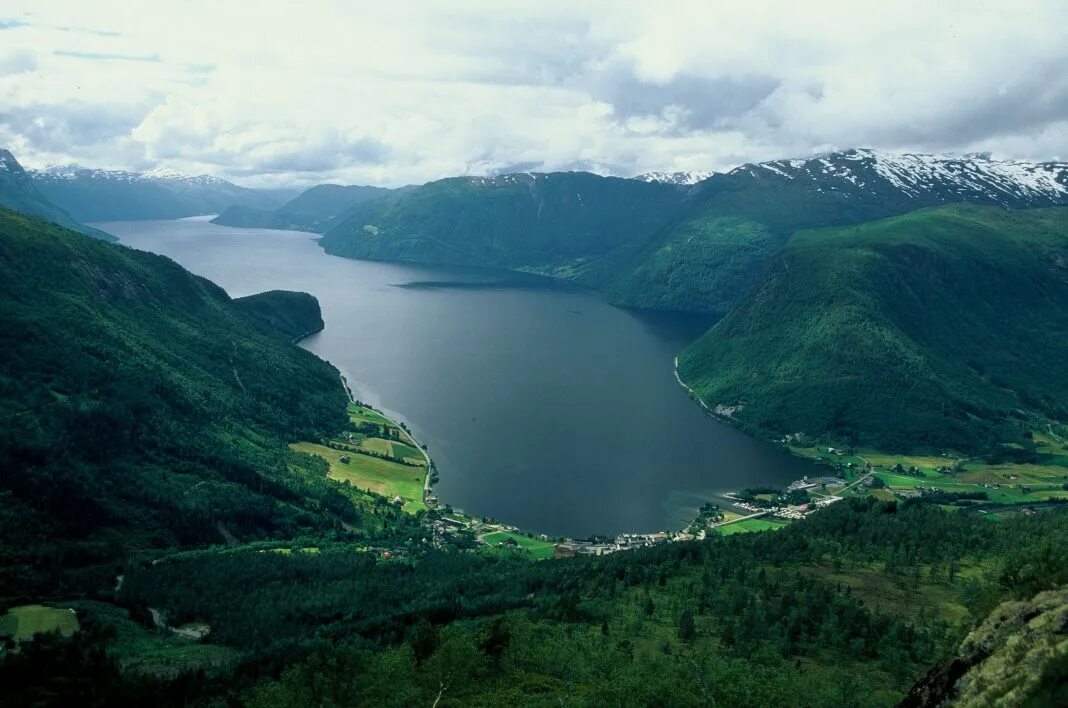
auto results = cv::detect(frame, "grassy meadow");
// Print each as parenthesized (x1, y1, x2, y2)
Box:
(480, 530, 556, 559)
(290, 403, 428, 512)
(0, 604, 79, 640)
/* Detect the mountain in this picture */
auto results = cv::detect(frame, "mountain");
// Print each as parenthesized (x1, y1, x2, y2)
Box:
(319, 171, 691, 280)
(233, 290, 325, 340)
(635, 170, 715, 185)
(4, 208, 1068, 706)
(609, 149, 1068, 315)
(0, 149, 114, 240)
(316, 150, 1068, 318)
(677, 204, 1068, 453)
(211, 183, 396, 233)
(29, 164, 294, 221)
(0, 207, 407, 596)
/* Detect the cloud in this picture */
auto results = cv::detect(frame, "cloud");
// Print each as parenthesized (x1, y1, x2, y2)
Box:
(0, 1, 1066, 187)
(53, 49, 161, 62)
(586, 64, 780, 131)
(0, 49, 36, 75)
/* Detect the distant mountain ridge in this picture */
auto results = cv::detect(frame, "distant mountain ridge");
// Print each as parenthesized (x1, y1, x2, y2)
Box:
(732, 148, 1068, 205)
(320, 149, 1068, 317)
(29, 163, 296, 221)
(609, 148, 1068, 314)
(635, 170, 715, 185)
(212, 183, 399, 233)
(0, 149, 114, 240)
(319, 171, 691, 280)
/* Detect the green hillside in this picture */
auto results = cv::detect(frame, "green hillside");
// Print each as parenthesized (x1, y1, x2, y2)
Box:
(319, 172, 688, 279)
(233, 290, 325, 341)
(0, 209, 413, 596)
(3, 206, 1068, 706)
(212, 184, 395, 233)
(678, 204, 1068, 453)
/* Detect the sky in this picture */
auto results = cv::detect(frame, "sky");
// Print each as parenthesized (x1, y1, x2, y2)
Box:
(1, 1, 1066, 188)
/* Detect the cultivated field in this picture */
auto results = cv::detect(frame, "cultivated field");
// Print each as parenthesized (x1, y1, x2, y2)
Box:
(0, 604, 79, 640)
(481, 530, 556, 559)
(290, 403, 428, 512)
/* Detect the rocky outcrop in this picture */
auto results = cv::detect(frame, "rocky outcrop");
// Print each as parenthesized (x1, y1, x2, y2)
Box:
(901, 587, 1068, 706)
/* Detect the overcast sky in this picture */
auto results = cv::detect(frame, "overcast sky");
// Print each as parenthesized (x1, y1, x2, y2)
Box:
(1, 1, 1066, 187)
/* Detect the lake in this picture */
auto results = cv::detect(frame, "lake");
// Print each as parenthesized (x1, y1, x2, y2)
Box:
(104, 217, 815, 537)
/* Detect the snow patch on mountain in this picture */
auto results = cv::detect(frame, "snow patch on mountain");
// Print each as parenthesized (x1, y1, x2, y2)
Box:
(733, 149, 1068, 206)
(634, 171, 715, 186)
(32, 164, 229, 186)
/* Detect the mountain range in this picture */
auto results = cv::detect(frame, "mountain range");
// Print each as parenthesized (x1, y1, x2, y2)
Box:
(678, 203, 1068, 452)
(28, 163, 297, 221)
(211, 183, 399, 233)
(0, 149, 114, 240)
(4, 143, 1068, 455)
(2, 148, 1068, 705)
(634, 170, 715, 185)
(317, 149, 1068, 453)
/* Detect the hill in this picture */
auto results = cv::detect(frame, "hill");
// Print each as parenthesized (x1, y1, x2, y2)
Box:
(319, 171, 690, 280)
(677, 204, 1068, 453)
(315, 150, 1068, 317)
(0, 208, 415, 597)
(28, 164, 293, 221)
(212, 183, 395, 233)
(233, 290, 325, 341)
(0, 149, 114, 241)
(610, 149, 1068, 315)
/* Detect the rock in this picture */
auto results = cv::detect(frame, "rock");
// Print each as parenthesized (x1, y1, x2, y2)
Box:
(900, 586, 1068, 707)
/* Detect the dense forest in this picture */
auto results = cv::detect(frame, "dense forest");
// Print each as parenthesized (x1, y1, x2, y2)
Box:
(4, 496, 1068, 706)
(2, 181, 1068, 706)
(212, 184, 399, 233)
(319, 172, 689, 280)
(0, 209, 421, 598)
(678, 204, 1068, 453)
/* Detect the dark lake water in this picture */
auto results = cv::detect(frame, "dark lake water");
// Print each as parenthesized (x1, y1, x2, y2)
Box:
(104, 217, 815, 537)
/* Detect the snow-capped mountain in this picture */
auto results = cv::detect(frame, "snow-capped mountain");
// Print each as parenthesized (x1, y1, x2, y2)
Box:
(0, 149, 114, 239)
(34, 164, 231, 187)
(29, 164, 293, 222)
(634, 170, 715, 186)
(729, 148, 1068, 207)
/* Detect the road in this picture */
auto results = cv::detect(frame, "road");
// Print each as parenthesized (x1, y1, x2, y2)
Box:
(710, 510, 771, 529)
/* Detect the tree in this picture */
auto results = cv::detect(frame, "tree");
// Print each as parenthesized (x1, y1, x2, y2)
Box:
(677, 608, 695, 641)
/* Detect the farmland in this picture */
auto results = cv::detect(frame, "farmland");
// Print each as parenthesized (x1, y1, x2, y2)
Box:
(0, 605, 79, 640)
(480, 530, 556, 559)
(788, 426, 1068, 507)
(290, 403, 429, 512)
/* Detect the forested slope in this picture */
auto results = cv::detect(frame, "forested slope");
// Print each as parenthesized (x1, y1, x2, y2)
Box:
(0, 209, 392, 596)
(212, 184, 396, 233)
(678, 204, 1068, 452)
(319, 172, 689, 280)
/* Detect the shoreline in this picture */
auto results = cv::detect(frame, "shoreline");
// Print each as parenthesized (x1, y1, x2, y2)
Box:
(672, 356, 710, 413)
(338, 374, 435, 508)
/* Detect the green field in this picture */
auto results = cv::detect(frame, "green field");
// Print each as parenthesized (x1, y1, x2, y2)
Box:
(714, 517, 787, 535)
(791, 437, 1068, 507)
(481, 530, 556, 559)
(290, 442, 426, 512)
(0, 604, 79, 640)
(290, 403, 428, 513)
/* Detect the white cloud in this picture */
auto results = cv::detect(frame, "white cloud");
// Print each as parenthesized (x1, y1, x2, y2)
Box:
(0, 1, 1066, 187)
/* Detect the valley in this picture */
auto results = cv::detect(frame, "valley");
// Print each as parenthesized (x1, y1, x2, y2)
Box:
(2, 153, 1067, 707)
